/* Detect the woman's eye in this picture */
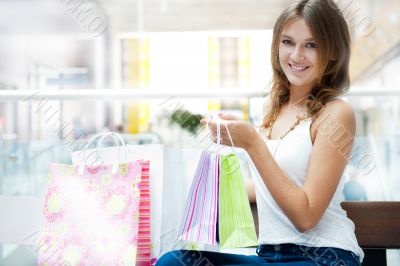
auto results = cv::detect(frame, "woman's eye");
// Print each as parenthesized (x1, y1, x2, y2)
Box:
(306, 42, 316, 48)
(282, 40, 293, 46)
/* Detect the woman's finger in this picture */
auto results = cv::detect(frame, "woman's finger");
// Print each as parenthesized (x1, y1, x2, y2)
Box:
(218, 113, 240, 121)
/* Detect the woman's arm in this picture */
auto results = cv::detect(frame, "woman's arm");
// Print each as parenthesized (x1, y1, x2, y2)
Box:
(201, 100, 355, 232)
(247, 100, 355, 232)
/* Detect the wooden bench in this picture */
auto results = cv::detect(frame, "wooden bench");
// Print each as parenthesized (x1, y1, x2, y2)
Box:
(251, 201, 400, 266)
(341, 201, 400, 266)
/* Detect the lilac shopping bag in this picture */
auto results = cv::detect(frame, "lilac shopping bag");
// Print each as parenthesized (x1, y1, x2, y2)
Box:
(178, 150, 220, 245)
(38, 161, 142, 266)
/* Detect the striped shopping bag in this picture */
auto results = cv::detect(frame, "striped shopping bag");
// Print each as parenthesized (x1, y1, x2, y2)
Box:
(136, 160, 151, 266)
(219, 154, 258, 249)
(178, 150, 220, 245)
(177, 151, 258, 249)
(177, 116, 257, 249)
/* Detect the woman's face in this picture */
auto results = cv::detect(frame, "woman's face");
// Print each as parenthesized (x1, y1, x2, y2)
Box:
(279, 17, 320, 91)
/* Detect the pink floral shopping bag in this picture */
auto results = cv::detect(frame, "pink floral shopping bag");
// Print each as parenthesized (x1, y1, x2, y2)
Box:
(38, 161, 143, 266)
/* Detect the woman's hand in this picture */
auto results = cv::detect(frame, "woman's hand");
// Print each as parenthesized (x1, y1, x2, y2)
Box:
(200, 113, 262, 151)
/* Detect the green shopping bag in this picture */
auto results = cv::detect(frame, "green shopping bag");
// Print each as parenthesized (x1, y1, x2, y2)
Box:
(219, 153, 258, 249)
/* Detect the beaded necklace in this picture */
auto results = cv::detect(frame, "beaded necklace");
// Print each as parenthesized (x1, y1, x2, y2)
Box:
(267, 114, 309, 157)
(267, 115, 308, 140)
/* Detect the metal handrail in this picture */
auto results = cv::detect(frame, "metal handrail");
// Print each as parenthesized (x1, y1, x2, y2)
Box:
(1, 87, 400, 101)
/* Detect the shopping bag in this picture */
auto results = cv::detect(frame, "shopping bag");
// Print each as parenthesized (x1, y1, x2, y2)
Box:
(219, 153, 258, 249)
(178, 150, 220, 246)
(130, 145, 210, 258)
(72, 133, 166, 264)
(38, 161, 143, 265)
(136, 160, 151, 266)
(177, 116, 257, 249)
(159, 147, 207, 254)
(126, 144, 163, 266)
(71, 132, 217, 261)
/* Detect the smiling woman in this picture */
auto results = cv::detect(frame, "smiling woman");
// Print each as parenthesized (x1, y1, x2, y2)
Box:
(265, 0, 351, 127)
(158, 0, 363, 265)
(279, 18, 319, 93)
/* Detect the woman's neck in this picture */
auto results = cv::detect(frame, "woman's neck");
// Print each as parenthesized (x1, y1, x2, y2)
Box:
(288, 84, 312, 107)
(280, 85, 312, 117)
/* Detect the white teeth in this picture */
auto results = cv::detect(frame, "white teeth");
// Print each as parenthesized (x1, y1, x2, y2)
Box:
(290, 64, 308, 71)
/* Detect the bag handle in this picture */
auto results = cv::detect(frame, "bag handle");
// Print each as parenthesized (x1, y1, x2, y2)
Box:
(78, 132, 126, 175)
(206, 113, 235, 149)
(84, 131, 125, 150)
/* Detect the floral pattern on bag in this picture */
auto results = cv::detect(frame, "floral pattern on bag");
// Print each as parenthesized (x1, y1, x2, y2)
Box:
(103, 186, 133, 219)
(38, 162, 143, 266)
(44, 186, 67, 223)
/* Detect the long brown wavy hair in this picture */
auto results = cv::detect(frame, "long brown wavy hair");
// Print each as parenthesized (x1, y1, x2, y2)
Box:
(261, 0, 351, 128)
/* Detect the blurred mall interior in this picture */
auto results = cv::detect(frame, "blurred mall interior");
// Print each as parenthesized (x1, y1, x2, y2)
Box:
(0, 0, 400, 265)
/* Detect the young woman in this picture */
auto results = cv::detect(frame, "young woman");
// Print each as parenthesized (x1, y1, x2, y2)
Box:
(157, 0, 363, 265)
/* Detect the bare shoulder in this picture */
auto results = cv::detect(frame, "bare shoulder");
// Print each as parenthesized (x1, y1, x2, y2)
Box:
(325, 98, 354, 115)
(316, 99, 355, 124)
(311, 99, 356, 142)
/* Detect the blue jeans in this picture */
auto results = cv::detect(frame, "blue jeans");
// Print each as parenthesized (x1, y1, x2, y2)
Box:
(156, 243, 361, 266)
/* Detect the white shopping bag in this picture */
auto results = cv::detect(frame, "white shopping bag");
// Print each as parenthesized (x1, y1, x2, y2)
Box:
(160, 147, 203, 253)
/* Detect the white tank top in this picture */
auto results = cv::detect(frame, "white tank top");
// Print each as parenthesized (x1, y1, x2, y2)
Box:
(248, 118, 364, 261)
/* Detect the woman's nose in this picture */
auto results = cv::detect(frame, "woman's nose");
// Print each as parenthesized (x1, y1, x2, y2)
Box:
(290, 45, 306, 61)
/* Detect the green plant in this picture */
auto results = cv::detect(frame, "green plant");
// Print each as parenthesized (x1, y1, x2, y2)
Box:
(165, 109, 204, 135)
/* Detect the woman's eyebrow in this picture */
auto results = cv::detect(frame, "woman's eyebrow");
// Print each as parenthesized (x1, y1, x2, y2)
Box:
(281, 34, 315, 42)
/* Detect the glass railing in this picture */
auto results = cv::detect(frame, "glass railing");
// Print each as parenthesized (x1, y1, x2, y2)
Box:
(1, 134, 399, 201)
(345, 137, 400, 201)
(1, 93, 400, 264)
(0, 133, 162, 195)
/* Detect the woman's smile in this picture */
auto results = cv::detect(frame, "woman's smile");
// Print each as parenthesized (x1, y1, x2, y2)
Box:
(288, 63, 310, 72)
